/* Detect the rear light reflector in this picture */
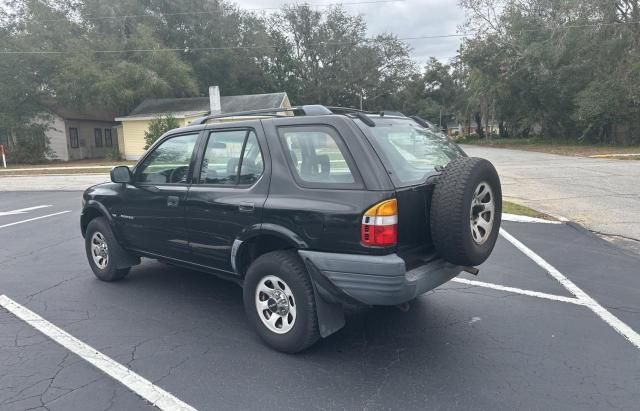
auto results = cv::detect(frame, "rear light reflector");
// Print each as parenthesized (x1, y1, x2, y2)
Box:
(361, 199, 398, 247)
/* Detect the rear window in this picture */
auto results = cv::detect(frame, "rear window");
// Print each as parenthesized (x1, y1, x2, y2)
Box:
(363, 118, 464, 186)
(278, 125, 357, 187)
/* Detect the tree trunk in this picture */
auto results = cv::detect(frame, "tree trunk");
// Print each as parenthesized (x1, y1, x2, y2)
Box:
(474, 112, 485, 138)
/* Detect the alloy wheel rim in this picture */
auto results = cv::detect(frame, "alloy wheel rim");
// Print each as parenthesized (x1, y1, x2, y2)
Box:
(469, 181, 495, 245)
(255, 275, 297, 334)
(91, 232, 109, 269)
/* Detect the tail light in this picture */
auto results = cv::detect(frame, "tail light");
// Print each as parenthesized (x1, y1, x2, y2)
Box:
(361, 199, 398, 247)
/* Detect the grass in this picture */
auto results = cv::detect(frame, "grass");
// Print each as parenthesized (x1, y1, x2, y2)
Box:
(459, 137, 640, 158)
(503, 200, 556, 220)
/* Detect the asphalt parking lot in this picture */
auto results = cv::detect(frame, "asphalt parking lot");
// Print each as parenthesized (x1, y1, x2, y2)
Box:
(1, 191, 639, 410)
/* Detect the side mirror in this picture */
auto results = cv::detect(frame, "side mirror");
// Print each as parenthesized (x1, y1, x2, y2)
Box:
(111, 166, 132, 184)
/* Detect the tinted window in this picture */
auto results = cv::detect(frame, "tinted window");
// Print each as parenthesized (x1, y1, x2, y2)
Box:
(365, 118, 464, 186)
(137, 133, 198, 184)
(239, 133, 264, 185)
(199, 129, 263, 185)
(278, 126, 355, 185)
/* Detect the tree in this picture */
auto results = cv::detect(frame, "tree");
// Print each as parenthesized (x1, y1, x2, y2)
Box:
(262, 5, 415, 108)
(458, 0, 640, 143)
(144, 115, 180, 149)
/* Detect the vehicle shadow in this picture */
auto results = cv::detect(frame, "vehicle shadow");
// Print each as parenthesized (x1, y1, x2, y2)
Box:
(120, 259, 466, 359)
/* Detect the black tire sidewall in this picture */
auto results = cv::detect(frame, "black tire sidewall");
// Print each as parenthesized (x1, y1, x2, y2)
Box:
(459, 162, 502, 264)
(431, 157, 502, 266)
(243, 251, 318, 353)
(85, 217, 128, 281)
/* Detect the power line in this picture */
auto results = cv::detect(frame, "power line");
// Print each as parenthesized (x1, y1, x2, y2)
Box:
(0, 33, 467, 55)
(29, 0, 406, 23)
(2, 19, 638, 55)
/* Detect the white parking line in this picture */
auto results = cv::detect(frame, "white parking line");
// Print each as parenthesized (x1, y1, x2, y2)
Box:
(0, 210, 71, 229)
(0, 205, 51, 216)
(502, 213, 562, 224)
(451, 277, 584, 306)
(0, 295, 197, 411)
(499, 228, 640, 350)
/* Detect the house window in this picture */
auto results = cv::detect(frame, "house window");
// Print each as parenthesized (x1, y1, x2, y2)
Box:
(69, 128, 79, 148)
(104, 129, 113, 147)
(94, 128, 103, 147)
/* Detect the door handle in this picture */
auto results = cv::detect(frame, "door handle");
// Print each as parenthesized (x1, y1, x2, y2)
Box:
(167, 195, 180, 208)
(238, 202, 254, 212)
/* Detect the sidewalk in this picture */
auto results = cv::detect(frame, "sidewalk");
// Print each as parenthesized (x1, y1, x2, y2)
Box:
(0, 165, 114, 173)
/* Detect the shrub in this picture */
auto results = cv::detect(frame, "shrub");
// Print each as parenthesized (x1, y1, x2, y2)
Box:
(0, 125, 54, 164)
(144, 115, 180, 149)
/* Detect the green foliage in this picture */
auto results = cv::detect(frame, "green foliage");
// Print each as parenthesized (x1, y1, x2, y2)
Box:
(2, 0, 638, 156)
(107, 149, 124, 161)
(0, 124, 54, 164)
(454, 0, 640, 144)
(144, 116, 180, 149)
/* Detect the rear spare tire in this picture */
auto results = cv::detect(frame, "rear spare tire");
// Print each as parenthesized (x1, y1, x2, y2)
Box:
(430, 157, 502, 266)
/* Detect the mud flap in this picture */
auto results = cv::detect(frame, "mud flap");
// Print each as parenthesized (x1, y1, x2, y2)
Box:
(111, 241, 141, 269)
(300, 256, 346, 338)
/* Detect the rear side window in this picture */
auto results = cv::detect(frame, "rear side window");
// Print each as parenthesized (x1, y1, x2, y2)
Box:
(278, 126, 356, 186)
(198, 129, 264, 185)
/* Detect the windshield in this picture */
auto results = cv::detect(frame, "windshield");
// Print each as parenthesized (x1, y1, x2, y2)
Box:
(361, 118, 465, 186)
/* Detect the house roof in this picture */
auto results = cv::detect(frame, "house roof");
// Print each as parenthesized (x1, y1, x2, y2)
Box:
(40, 102, 117, 123)
(115, 92, 288, 121)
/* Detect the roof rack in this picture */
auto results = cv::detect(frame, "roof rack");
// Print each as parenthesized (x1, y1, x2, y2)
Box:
(188, 104, 411, 127)
(409, 115, 433, 129)
(189, 105, 333, 125)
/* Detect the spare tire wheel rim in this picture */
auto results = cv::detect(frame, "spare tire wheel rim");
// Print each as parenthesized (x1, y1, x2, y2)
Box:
(91, 231, 109, 269)
(469, 181, 495, 245)
(255, 275, 297, 334)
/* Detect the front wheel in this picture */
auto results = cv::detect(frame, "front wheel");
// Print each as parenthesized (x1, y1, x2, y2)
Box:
(243, 250, 320, 353)
(85, 217, 131, 282)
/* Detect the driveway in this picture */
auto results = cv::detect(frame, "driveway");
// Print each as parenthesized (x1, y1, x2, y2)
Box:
(463, 145, 640, 242)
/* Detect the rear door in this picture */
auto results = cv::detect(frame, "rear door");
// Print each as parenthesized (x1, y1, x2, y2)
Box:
(185, 121, 270, 273)
(260, 116, 395, 255)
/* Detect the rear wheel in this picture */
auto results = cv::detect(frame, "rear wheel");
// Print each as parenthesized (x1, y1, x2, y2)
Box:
(85, 217, 130, 282)
(243, 250, 320, 353)
(430, 157, 502, 266)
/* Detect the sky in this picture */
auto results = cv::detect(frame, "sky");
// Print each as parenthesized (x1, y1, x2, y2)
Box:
(235, 0, 467, 67)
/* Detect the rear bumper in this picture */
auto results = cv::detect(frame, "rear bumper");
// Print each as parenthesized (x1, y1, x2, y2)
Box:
(298, 250, 461, 306)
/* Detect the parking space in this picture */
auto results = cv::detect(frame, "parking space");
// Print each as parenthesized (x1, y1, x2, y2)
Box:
(1, 191, 639, 410)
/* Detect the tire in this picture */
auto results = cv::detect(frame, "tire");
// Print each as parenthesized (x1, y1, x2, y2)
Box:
(430, 157, 502, 266)
(243, 250, 320, 353)
(85, 217, 131, 282)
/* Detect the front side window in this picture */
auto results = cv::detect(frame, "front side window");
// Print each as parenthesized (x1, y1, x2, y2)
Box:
(94, 128, 103, 147)
(69, 128, 79, 148)
(104, 129, 113, 147)
(278, 126, 355, 185)
(136, 133, 198, 184)
(198, 129, 264, 185)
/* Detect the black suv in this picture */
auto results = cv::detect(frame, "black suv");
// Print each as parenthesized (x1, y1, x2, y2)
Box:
(81, 105, 502, 353)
